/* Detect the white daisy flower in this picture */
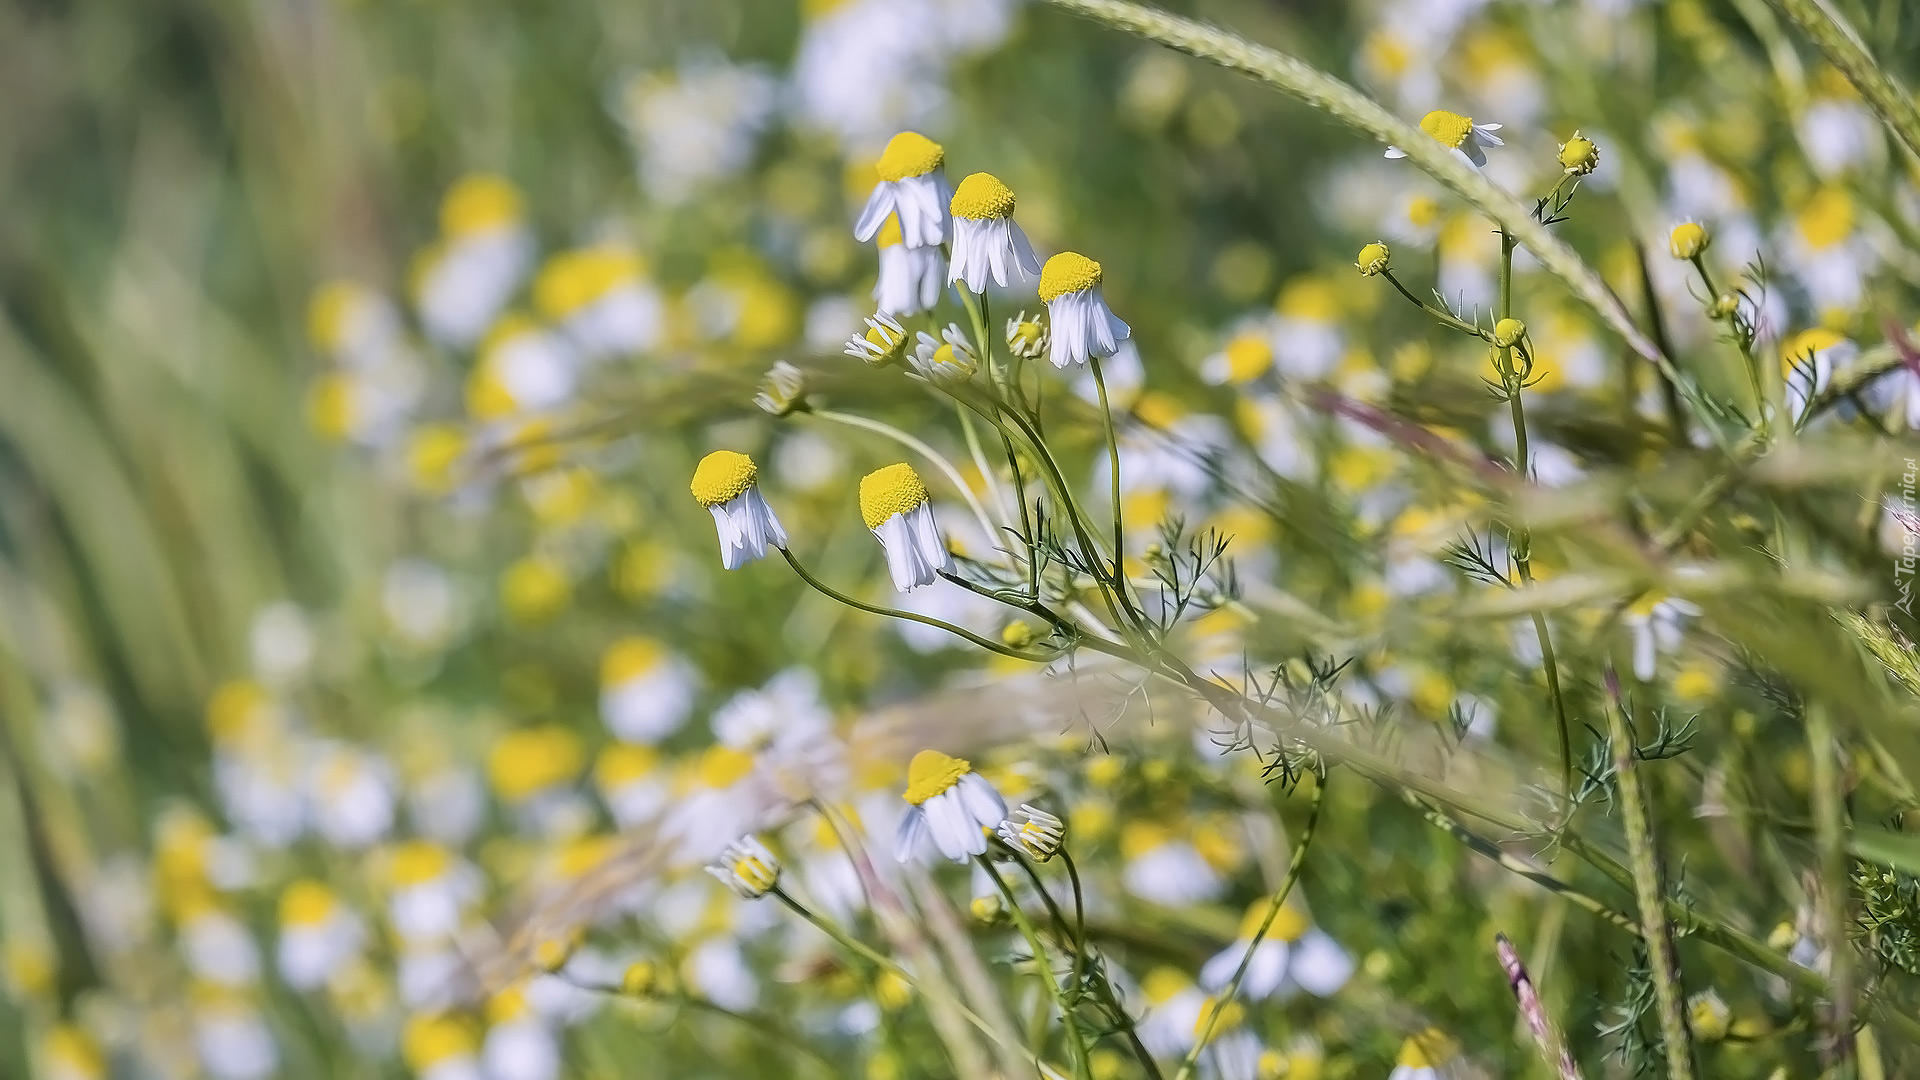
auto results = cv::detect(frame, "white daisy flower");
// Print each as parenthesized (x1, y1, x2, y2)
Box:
(306, 742, 396, 850)
(873, 214, 948, 316)
(533, 245, 665, 361)
(1780, 327, 1855, 426)
(1864, 361, 1920, 431)
(179, 903, 262, 987)
(413, 175, 536, 349)
(1624, 594, 1703, 682)
(1135, 968, 1206, 1059)
(1121, 823, 1223, 905)
(997, 804, 1065, 862)
(853, 131, 952, 248)
(1385, 108, 1504, 168)
(276, 880, 364, 991)
(483, 989, 561, 1080)
(844, 311, 910, 366)
(689, 451, 788, 570)
(193, 992, 278, 1080)
(948, 172, 1041, 292)
(402, 1014, 484, 1080)
(467, 316, 579, 421)
(910, 324, 979, 385)
(598, 636, 696, 744)
(1038, 252, 1131, 368)
(385, 840, 483, 944)
(859, 463, 952, 592)
(1190, 1000, 1265, 1080)
(894, 749, 1006, 863)
(707, 835, 783, 899)
(1388, 1029, 1458, 1079)
(593, 744, 669, 828)
(1199, 900, 1308, 1000)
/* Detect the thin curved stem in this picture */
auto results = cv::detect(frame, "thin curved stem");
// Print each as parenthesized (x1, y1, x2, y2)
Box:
(812, 408, 1002, 562)
(1380, 269, 1490, 339)
(780, 548, 1054, 661)
(978, 856, 1093, 1080)
(1090, 355, 1132, 588)
(1174, 778, 1325, 1080)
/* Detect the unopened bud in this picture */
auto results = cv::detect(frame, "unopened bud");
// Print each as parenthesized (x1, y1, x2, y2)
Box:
(1669, 221, 1710, 260)
(1557, 131, 1599, 176)
(1354, 241, 1391, 277)
(1000, 622, 1034, 648)
(1492, 318, 1527, 348)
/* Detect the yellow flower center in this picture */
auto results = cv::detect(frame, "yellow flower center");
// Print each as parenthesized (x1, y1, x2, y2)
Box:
(875, 214, 905, 249)
(595, 744, 660, 789)
(1235, 899, 1311, 942)
(1396, 1029, 1456, 1068)
(441, 174, 523, 236)
(601, 636, 665, 685)
(390, 840, 451, 888)
(859, 463, 931, 529)
(279, 880, 338, 927)
(1407, 194, 1443, 229)
(1418, 109, 1475, 150)
(699, 745, 756, 788)
(206, 680, 270, 743)
(1192, 997, 1246, 1038)
(1039, 252, 1104, 302)
(866, 321, 906, 353)
(1782, 327, 1846, 374)
(1140, 967, 1190, 1005)
(402, 1015, 475, 1070)
(903, 749, 971, 805)
(1223, 334, 1273, 382)
(1798, 186, 1854, 249)
(488, 725, 585, 802)
(534, 246, 645, 318)
(307, 281, 366, 353)
(690, 450, 759, 507)
(734, 854, 779, 892)
(875, 131, 945, 182)
(950, 172, 1017, 220)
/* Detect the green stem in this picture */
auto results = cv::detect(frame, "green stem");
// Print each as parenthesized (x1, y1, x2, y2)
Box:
(1020, 851, 1165, 1080)
(1090, 355, 1134, 607)
(780, 548, 1055, 661)
(978, 857, 1093, 1080)
(959, 403, 1015, 532)
(812, 408, 1001, 562)
(1380, 269, 1490, 339)
(1807, 703, 1855, 1065)
(1173, 779, 1325, 1080)
(1495, 229, 1575, 798)
(1605, 683, 1696, 1080)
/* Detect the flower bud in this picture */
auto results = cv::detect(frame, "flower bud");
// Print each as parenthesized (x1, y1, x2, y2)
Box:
(1000, 622, 1034, 648)
(1688, 990, 1731, 1043)
(1355, 241, 1391, 277)
(1708, 293, 1740, 320)
(997, 804, 1066, 862)
(1557, 131, 1599, 176)
(621, 960, 661, 996)
(1004, 311, 1050, 361)
(754, 361, 809, 416)
(1492, 318, 1527, 348)
(968, 894, 1007, 924)
(532, 930, 580, 974)
(1669, 221, 1710, 260)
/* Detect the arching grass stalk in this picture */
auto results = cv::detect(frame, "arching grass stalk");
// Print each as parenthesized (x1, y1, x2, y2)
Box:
(810, 408, 1002, 561)
(1600, 670, 1694, 1080)
(1765, 0, 1920, 163)
(977, 856, 1094, 1080)
(1173, 776, 1326, 1080)
(779, 548, 1059, 661)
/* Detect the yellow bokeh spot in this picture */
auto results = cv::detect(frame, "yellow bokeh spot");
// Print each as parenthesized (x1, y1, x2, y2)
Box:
(440, 174, 522, 236)
(406, 424, 468, 495)
(1236, 898, 1310, 942)
(306, 373, 357, 441)
(533, 246, 644, 320)
(206, 680, 271, 743)
(601, 636, 665, 686)
(307, 281, 369, 354)
(488, 725, 585, 802)
(1797, 186, 1855, 249)
(402, 1014, 475, 1070)
(595, 744, 659, 790)
(500, 556, 571, 623)
(389, 840, 452, 888)
(279, 880, 338, 928)
(1222, 333, 1273, 383)
(1276, 277, 1340, 322)
(698, 745, 756, 789)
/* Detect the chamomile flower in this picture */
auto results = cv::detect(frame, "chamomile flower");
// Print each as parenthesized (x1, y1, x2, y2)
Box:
(854, 132, 953, 248)
(276, 880, 365, 991)
(482, 989, 561, 1080)
(844, 312, 910, 366)
(306, 742, 397, 850)
(910, 324, 979, 385)
(1136, 967, 1207, 1058)
(1121, 822, 1224, 905)
(948, 172, 1041, 292)
(598, 636, 697, 744)
(997, 804, 1065, 862)
(1191, 998, 1265, 1080)
(1006, 310, 1050, 360)
(385, 840, 483, 943)
(1385, 109, 1504, 167)
(1624, 593, 1703, 681)
(1388, 1028, 1459, 1079)
(193, 990, 279, 1080)
(689, 451, 788, 570)
(1198, 899, 1353, 1000)
(402, 1013, 484, 1080)
(894, 749, 1007, 863)
(532, 245, 665, 360)
(708, 835, 783, 899)
(178, 901, 263, 988)
(594, 744, 669, 828)
(872, 214, 948, 317)
(413, 175, 535, 349)
(1780, 328, 1855, 425)
(859, 463, 952, 591)
(1039, 252, 1131, 368)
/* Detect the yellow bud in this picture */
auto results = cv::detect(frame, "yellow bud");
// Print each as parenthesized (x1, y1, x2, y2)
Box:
(1669, 221, 1710, 260)
(1355, 241, 1391, 277)
(1557, 131, 1599, 175)
(1492, 318, 1527, 348)
(1001, 622, 1034, 648)
(621, 960, 661, 996)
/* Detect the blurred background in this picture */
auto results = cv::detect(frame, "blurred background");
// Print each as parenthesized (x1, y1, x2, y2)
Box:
(4, 0, 1920, 1076)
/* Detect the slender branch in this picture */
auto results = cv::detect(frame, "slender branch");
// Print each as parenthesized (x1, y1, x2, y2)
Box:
(979, 857, 1094, 1080)
(1380, 269, 1490, 339)
(780, 548, 1055, 661)
(1807, 703, 1855, 1065)
(1090, 355, 1134, 603)
(1765, 0, 1920, 163)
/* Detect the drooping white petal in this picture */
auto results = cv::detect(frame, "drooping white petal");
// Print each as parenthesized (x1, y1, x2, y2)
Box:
(1289, 928, 1354, 997)
(894, 806, 929, 863)
(955, 773, 1006, 828)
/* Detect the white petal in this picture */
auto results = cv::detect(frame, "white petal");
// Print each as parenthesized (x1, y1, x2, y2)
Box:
(1289, 928, 1354, 997)
(1383, 146, 1408, 158)
(853, 184, 896, 242)
(894, 807, 929, 863)
(955, 773, 1005, 827)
